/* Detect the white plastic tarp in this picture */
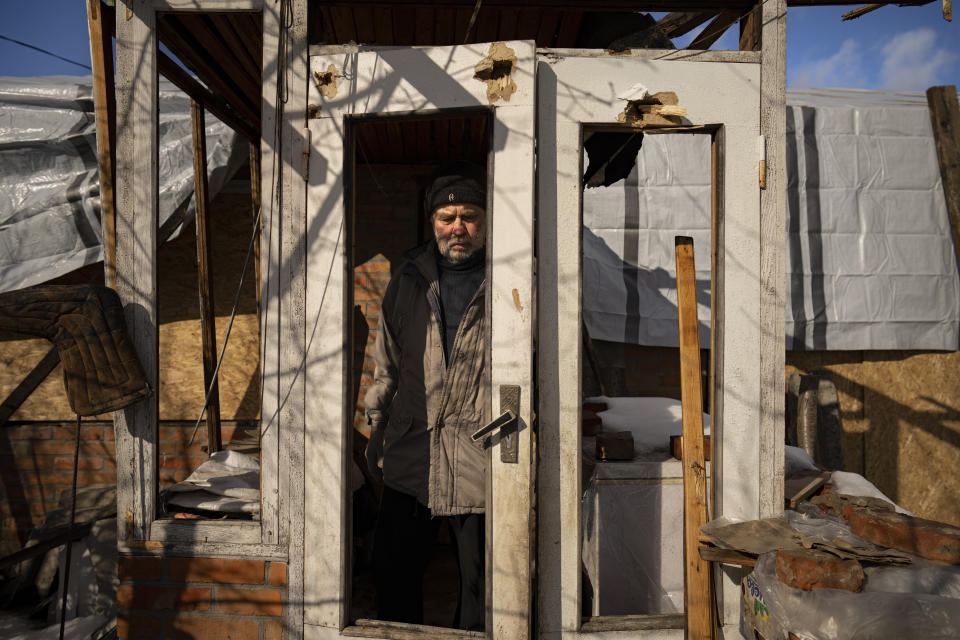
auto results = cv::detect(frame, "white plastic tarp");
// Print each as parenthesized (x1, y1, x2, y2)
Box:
(0, 75, 245, 293)
(582, 89, 959, 351)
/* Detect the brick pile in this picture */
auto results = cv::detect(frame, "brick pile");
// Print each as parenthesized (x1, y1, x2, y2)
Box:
(117, 555, 287, 639)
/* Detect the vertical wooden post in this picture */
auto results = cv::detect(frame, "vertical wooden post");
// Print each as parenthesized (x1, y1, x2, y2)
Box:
(190, 99, 222, 454)
(86, 0, 117, 287)
(926, 86, 960, 270)
(676, 236, 715, 640)
(114, 0, 158, 542)
(250, 141, 262, 340)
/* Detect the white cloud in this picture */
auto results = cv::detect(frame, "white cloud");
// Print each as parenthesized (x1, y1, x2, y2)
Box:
(880, 28, 955, 91)
(790, 39, 866, 89)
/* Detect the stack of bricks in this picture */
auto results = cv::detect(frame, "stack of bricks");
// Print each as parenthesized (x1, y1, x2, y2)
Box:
(117, 555, 287, 639)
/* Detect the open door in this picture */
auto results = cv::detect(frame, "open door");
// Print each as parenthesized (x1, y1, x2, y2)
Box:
(303, 42, 536, 640)
(537, 51, 762, 639)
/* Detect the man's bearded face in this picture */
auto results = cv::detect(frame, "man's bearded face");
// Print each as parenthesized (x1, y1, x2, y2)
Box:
(432, 203, 486, 262)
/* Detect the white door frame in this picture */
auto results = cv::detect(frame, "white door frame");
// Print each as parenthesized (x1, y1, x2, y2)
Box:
(302, 41, 537, 640)
(535, 49, 766, 640)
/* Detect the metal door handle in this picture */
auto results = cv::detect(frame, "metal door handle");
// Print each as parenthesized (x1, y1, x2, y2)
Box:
(469, 385, 520, 463)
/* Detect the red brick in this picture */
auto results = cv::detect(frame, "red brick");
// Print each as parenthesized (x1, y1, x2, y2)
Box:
(117, 613, 164, 640)
(167, 615, 260, 640)
(118, 556, 163, 582)
(268, 563, 287, 586)
(775, 549, 864, 592)
(847, 508, 960, 564)
(117, 584, 211, 611)
(168, 557, 266, 584)
(217, 586, 283, 616)
(265, 619, 284, 640)
(54, 456, 103, 471)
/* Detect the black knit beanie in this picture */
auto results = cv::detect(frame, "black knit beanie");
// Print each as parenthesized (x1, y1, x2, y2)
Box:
(424, 161, 486, 214)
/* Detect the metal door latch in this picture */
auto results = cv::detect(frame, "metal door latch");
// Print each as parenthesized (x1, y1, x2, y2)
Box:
(470, 384, 520, 463)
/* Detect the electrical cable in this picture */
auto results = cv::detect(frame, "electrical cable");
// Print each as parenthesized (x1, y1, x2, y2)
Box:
(0, 34, 91, 71)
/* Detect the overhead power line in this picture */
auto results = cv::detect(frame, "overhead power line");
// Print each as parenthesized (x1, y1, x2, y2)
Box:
(0, 33, 91, 71)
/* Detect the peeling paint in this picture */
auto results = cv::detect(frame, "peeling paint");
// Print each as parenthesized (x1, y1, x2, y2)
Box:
(617, 90, 687, 128)
(125, 6, 132, 20)
(313, 64, 339, 100)
(512, 288, 523, 312)
(474, 43, 518, 104)
(307, 104, 322, 119)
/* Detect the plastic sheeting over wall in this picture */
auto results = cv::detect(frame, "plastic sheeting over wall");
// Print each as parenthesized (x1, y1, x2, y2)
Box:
(0, 76, 245, 293)
(583, 89, 959, 351)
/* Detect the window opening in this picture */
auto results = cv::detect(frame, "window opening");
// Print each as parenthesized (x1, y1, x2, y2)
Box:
(579, 127, 717, 621)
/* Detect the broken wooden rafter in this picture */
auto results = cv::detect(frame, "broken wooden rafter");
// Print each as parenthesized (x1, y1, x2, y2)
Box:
(841, 4, 884, 20)
(157, 52, 259, 144)
(687, 10, 742, 50)
(655, 11, 716, 38)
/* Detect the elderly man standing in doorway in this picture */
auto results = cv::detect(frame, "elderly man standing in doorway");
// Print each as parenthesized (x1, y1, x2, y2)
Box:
(363, 161, 488, 631)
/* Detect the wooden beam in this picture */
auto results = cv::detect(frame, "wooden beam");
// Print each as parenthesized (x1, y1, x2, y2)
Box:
(656, 11, 715, 38)
(114, 0, 159, 543)
(157, 51, 259, 144)
(0, 522, 93, 571)
(157, 14, 260, 126)
(87, 0, 118, 288)
(945, 0, 952, 21)
(0, 348, 60, 427)
(927, 86, 960, 273)
(738, 3, 761, 50)
(841, 4, 884, 20)
(687, 10, 741, 50)
(698, 544, 757, 567)
(190, 99, 222, 455)
(675, 236, 716, 640)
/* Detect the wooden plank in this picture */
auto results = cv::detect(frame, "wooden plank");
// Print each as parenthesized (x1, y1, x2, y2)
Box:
(178, 13, 261, 103)
(414, 6, 434, 45)
(786, 470, 831, 508)
(0, 348, 60, 427)
(656, 11, 715, 38)
(434, 6, 457, 44)
(157, 14, 260, 126)
(190, 99, 223, 455)
(538, 47, 762, 64)
(841, 3, 884, 20)
(258, 0, 280, 552)
(152, 0, 262, 9)
(114, 0, 159, 542)
(738, 3, 761, 51)
(927, 86, 960, 274)
(281, 0, 308, 635)
(698, 544, 757, 567)
(758, 0, 787, 523)
(675, 236, 715, 640)
(158, 51, 259, 144)
(535, 9, 562, 47)
(686, 11, 740, 50)
(946, 0, 953, 21)
(328, 6, 357, 43)
(87, 0, 118, 288)
(0, 522, 93, 571)
(580, 614, 686, 632)
(346, 620, 484, 640)
(554, 9, 583, 49)
(372, 5, 393, 45)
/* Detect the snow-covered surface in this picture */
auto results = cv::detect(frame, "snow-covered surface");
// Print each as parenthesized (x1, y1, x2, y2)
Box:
(784, 445, 819, 476)
(830, 469, 912, 515)
(587, 395, 709, 457)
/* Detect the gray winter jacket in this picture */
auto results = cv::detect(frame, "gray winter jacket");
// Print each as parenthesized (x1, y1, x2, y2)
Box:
(364, 241, 488, 516)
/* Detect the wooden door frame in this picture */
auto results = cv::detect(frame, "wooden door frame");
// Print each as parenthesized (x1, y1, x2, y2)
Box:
(535, 46, 778, 639)
(302, 41, 537, 640)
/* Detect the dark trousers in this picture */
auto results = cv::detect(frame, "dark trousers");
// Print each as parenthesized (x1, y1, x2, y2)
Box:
(373, 486, 485, 631)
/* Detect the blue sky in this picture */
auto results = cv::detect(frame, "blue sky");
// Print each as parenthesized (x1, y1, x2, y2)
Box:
(0, 1, 956, 90)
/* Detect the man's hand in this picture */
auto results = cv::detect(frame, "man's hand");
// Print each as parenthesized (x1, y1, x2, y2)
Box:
(365, 425, 385, 485)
